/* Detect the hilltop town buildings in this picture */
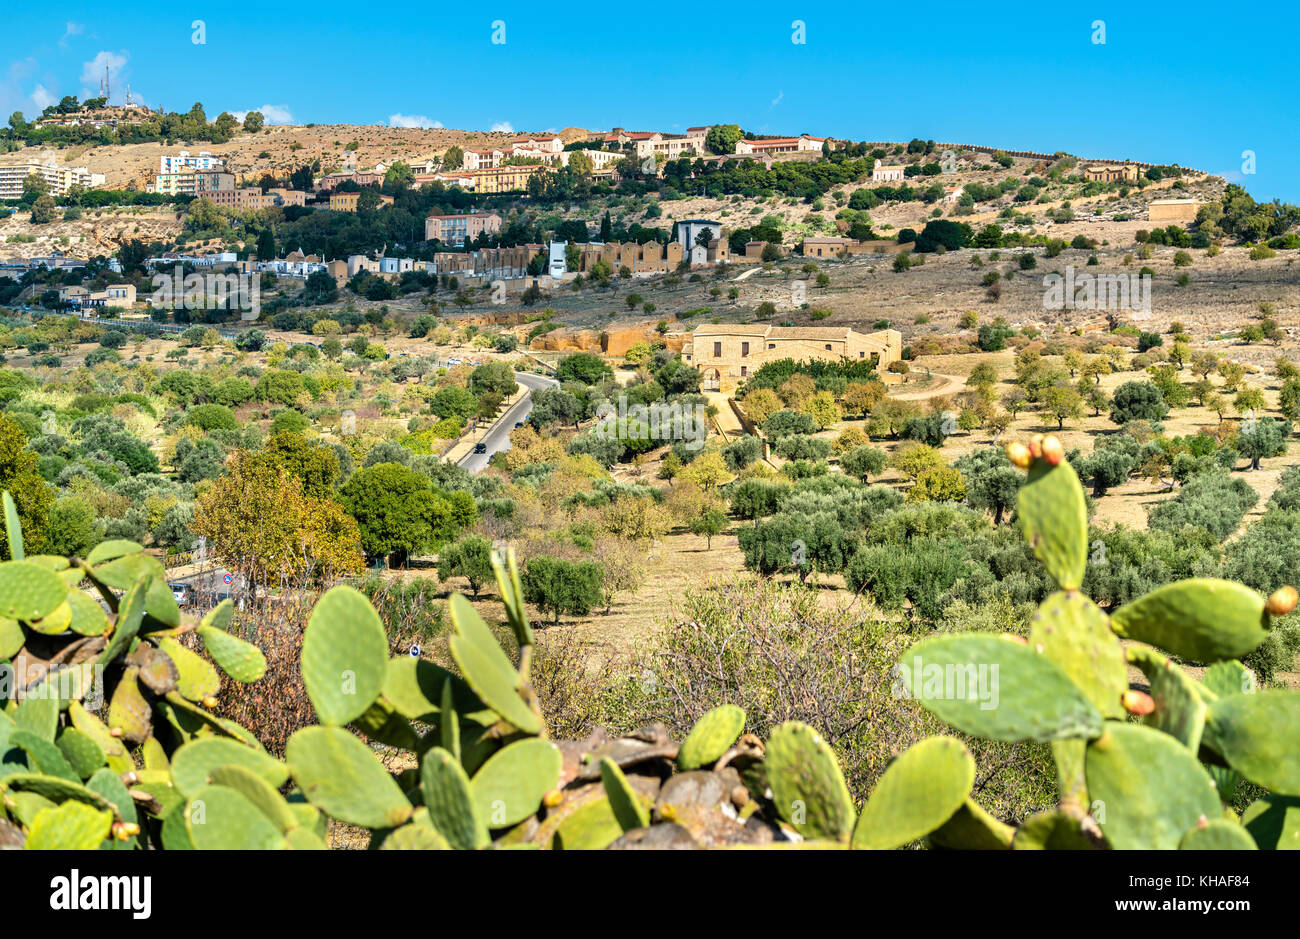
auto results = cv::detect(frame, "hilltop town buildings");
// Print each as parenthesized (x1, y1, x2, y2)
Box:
(424, 212, 503, 245)
(0, 158, 105, 199)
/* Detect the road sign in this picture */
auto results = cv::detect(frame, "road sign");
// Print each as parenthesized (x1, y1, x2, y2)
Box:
(222, 574, 233, 585)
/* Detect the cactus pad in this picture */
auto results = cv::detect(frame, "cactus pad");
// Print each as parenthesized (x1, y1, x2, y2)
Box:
(185, 784, 285, 850)
(107, 667, 152, 746)
(1029, 591, 1126, 719)
(1205, 691, 1300, 795)
(381, 823, 451, 850)
(170, 738, 289, 798)
(765, 721, 856, 841)
(286, 726, 412, 829)
(926, 798, 1014, 850)
(898, 634, 1104, 741)
(1012, 810, 1104, 850)
(1178, 818, 1257, 850)
(447, 594, 541, 734)
(300, 585, 389, 726)
(469, 738, 561, 829)
(1085, 722, 1221, 849)
(1127, 647, 1206, 752)
(197, 623, 267, 683)
(25, 800, 111, 850)
(55, 728, 105, 780)
(1110, 579, 1269, 663)
(1016, 458, 1088, 589)
(852, 736, 975, 850)
(677, 704, 746, 770)
(0, 560, 68, 621)
(156, 636, 221, 702)
(208, 764, 299, 832)
(599, 757, 651, 832)
(420, 746, 489, 849)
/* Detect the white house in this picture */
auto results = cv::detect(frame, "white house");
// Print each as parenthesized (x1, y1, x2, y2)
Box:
(548, 241, 567, 278)
(160, 150, 224, 173)
(379, 257, 414, 274)
(872, 164, 906, 182)
(675, 219, 723, 250)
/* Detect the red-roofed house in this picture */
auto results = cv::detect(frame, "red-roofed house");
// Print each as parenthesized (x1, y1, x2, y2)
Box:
(734, 135, 826, 155)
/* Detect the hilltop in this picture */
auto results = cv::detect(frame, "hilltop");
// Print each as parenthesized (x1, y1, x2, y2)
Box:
(6, 123, 597, 189)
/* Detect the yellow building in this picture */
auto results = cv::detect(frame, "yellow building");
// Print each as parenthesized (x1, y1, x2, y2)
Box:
(463, 164, 549, 194)
(681, 323, 903, 393)
(1082, 164, 1140, 183)
(329, 192, 394, 212)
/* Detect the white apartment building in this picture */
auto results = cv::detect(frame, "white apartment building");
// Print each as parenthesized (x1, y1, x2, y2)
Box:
(161, 150, 224, 173)
(509, 136, 563, 154)
(634, 133, 700, 161)
(0, 159, 105, 199)
(560, 148, 624, 171)
(149, 169, 235, 196)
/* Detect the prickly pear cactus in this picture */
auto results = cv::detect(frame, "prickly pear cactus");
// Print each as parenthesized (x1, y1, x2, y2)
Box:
(890, 437, 1300, 850)
(6, 454, 1298, 850)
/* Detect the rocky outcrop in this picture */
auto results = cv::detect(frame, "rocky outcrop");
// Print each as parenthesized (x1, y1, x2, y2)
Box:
(529, 321, 684, 356)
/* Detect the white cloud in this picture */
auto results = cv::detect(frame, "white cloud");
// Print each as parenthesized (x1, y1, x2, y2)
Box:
(31, 84, 56, 109)
(80, 50, 127, 97)
(230, 104, 294, 124)
(60, 22, 84, 47)
(491, 121, 514, 133)
(389, 113, 442, 129)
(770, 90, 784, 109)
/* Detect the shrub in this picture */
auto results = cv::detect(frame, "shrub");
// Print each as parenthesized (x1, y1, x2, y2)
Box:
(522, 554, 605, 625)
(1109, 381, 1168, 425)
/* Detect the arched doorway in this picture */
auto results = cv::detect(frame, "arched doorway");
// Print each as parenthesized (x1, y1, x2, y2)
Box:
(702, 368, 721, 391)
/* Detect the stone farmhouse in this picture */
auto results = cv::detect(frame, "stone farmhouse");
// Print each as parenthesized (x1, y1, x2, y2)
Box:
(1081, 164, 1140, 183)
(681, 323, 903, 393)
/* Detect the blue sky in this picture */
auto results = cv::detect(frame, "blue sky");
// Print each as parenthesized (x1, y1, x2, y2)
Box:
(5, 2, 1297, 203)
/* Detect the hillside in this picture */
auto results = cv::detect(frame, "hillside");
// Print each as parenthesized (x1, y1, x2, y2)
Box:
(8, 123, 598, 189)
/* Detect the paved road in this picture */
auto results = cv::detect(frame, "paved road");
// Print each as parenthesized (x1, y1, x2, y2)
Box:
(458, 371, 559, 473)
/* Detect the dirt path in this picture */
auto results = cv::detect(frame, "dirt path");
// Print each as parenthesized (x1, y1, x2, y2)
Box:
(888, 373, 966, 401)
(706, 391, 745, 437)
